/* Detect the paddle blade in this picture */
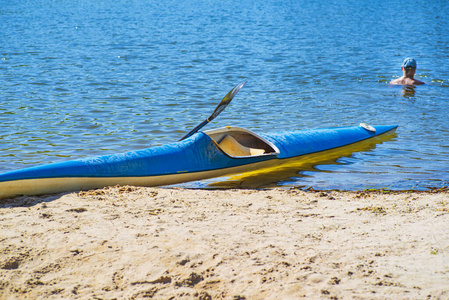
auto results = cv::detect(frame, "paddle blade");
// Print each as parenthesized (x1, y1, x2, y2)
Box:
(209, 81, 247, 121)
(179, 81, 247, 141)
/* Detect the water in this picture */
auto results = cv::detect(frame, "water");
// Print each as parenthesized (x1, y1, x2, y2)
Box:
(1, 0, 449, 190)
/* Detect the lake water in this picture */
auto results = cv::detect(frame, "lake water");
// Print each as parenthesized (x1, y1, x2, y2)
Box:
(1, 0, 449, 190)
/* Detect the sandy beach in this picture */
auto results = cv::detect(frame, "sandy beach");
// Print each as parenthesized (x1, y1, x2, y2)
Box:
(1, 186, 449, 299)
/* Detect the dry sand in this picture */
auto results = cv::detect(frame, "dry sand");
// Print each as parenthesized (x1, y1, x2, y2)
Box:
(1, 186, 449, 299)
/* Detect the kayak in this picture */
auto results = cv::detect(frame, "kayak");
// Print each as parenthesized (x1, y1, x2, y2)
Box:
(0, 123, 397, 199)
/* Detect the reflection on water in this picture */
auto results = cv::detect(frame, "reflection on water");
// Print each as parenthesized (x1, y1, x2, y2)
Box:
(401, 86, 416, 97)
(195, 131, 398, 189)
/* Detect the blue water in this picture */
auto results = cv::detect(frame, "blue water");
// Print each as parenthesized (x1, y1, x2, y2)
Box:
(1, 0, 449, 190)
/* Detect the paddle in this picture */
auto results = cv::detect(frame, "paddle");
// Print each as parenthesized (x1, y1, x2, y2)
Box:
(179, 81, 247, 141)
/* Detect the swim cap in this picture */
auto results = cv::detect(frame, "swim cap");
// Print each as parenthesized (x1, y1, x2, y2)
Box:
(401, 57, 417, 69)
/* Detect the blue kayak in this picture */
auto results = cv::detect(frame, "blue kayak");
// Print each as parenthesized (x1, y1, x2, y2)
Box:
(0, 123, 397, 199)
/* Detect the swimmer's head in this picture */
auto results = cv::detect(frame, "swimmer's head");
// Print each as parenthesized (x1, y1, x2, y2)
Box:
(401, 57, 417, 70)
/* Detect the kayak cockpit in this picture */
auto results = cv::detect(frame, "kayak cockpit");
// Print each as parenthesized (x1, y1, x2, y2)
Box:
(204, 126, 279, 158)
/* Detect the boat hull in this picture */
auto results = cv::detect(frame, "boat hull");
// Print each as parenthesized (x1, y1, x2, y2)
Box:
(0, 124, 397, 199)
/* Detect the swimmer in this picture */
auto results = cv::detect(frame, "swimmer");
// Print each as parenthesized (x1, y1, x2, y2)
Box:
(390, 57, 425, 86)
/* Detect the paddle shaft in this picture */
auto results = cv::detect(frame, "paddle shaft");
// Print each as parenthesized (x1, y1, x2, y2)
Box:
(179, 119, 209, 141)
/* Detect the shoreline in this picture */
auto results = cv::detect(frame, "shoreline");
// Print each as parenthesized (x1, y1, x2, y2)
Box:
(1, 186, 449, 299)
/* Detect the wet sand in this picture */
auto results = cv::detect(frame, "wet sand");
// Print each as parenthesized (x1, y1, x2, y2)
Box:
(1, 186, 449, 299)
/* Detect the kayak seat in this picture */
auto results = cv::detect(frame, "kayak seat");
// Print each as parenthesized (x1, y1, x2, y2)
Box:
(218, 134, 265, 157)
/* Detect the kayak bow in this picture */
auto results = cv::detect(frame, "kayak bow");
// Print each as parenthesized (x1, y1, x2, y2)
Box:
(0, 123, 397, 199)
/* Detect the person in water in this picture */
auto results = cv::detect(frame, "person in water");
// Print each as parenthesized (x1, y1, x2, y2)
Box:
(390, 57, 425, 85)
